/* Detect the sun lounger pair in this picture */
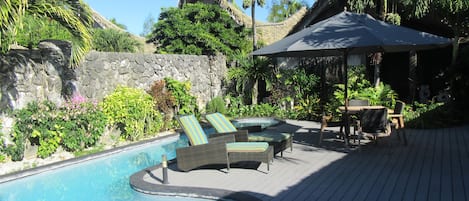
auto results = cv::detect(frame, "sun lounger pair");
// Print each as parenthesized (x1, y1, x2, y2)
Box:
(205, 113, 292, 157)
(176, 114, 273, 172)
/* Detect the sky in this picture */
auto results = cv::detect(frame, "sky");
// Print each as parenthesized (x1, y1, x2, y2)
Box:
(83, 0, 273, 36)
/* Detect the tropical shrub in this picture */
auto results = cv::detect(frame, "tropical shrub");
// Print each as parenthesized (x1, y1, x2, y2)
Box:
(147, 80, 176, 129)
(331, 65, 398, 117)
(15, 13, 73, 49)
(11, 101, 59, 160)
(9, 96, 108, 159)
(92, 28, 142, 52)
(0, 119, 5, 162)
(205, 96, 226, 114)
(100, 86, 163, 141)
(164, 78, 198, 115)
(60, 94, 107, 152)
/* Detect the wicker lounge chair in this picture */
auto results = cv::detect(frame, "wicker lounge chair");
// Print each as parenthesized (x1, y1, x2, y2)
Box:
(205, 113, 292, 157)
(176, 114, 273, 172)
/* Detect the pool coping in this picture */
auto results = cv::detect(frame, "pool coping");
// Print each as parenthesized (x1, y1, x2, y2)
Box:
(0, 132, 180, 184)
(129, 163, 262, 201)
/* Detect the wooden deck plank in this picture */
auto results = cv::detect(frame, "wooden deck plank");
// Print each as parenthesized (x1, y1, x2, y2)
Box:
(295, 149, 355, 201)
(387, 129, 422, 201)
(341, 139, 397, 201)
(450, 127, 465, 201)
(415, 129, 437, 201)
(439, 127, 453, 201)
(458, 126, 469, 201)
(428, 128, 444, 201)
(132, 121, 469, 201)
(401, 129, 429, 201)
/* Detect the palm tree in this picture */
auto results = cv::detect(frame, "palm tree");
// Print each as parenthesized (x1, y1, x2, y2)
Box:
(242, 0, 265, 50)
(228, 50, 273, 105)
(0, 0, 93, 66)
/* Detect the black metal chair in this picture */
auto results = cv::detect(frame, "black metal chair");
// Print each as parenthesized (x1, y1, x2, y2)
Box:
(357, 108, 389, 149)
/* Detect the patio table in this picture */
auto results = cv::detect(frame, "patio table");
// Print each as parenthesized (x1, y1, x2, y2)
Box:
(338, 105, 393, 147)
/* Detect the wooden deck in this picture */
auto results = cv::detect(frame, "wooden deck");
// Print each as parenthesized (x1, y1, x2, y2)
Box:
(134, 120, 469, 201)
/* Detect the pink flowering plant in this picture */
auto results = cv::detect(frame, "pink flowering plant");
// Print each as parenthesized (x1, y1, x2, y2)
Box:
(60, 92, 107, 152)
(9, 93, 107, 160)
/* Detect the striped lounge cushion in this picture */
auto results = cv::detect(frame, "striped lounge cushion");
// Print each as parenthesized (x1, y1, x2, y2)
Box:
(248, 131, 291, 143)
(178, 114, 208, 145)
(206, 112, 237, 133)
(226, 142, 269, 153)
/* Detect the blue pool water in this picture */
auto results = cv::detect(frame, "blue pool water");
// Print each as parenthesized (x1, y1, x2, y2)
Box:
(0, 135, 206, 201)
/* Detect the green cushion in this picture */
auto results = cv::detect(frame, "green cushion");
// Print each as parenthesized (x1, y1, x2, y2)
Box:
(206, 112, 237, 133)
(226, 142, 269, 153)
(178, 115, 208, 145)
(248, 132, 291, 143)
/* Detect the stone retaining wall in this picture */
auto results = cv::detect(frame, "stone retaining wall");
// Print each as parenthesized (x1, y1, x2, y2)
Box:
(0, 40, 227, 112)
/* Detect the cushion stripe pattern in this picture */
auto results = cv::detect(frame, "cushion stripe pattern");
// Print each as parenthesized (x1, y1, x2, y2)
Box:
(179, 115, 208, 145)
(206, 113, 237, 133)
(226, 142, 268, 153)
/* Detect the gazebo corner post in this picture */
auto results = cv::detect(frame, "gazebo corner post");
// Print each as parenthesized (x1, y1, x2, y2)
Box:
(343, 49, 350, 147)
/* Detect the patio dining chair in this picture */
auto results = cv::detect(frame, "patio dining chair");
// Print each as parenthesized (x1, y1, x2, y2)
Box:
(205, 112, 292, 157)
(356, 108, 389, 149)
(341, 99, 370, 139)
(176, 114, 273, 172)
(389, 100, 407, 145)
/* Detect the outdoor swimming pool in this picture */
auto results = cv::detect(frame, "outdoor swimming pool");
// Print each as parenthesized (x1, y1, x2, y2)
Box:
(0, 135, 207, 201)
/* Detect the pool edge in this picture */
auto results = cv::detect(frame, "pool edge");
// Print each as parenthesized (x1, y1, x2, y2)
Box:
(0, 133, 180, 184)
(129, 164, 262, 201)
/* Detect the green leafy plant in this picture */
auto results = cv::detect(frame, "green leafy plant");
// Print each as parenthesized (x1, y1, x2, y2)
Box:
(205, 96, 226, 114)
(60, 93, 107, 152)
(11, 101, 58, 160)
(92, 28, 142, 52)
(148, 3, 251, 60)
(332, 65, 397, 111)
(164, 78, 198, 115)
(31, 124, 63, 158)
(100, 86, 163, 141)
(0, 119, 5, 162)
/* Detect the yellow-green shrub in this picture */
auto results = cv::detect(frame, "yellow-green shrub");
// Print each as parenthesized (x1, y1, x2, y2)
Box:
(100, 86, 163, 141)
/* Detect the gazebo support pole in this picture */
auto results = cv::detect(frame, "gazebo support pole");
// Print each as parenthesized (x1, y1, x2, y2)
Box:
(343, 50, 350, 148)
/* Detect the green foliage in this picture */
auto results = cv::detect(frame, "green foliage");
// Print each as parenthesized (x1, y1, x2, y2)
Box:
(227, 50, 274, 104)
(60, 94, 107, 152)
(267, 0, 305, 22)
(347, 0, 375, 13)
(92, 29, 142, 52)
(11, 101, 58, 160)
(292, 95, 322, 120)
(330, 65, 397, 117)
(147, 79, 176, 129)
(31, 125, 63, 158)
(206, 96, 226, 114)
(0, 119, 5, 162)
(109, 18, 127, 30)
(164, 77, 198, 115)
(10, 97, 107, 159)
(1, 0, 94, 66)
(15, 13, 73, 49)
(225, 95, 284, 118)
(100, 86, 163, 141)
(148, 3, 251, 60)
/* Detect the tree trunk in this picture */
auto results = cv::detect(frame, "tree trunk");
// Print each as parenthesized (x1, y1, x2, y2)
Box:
(451, 32, 459, 65)
(252, 78, 258, 105)
(251, 0, 257, 50)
